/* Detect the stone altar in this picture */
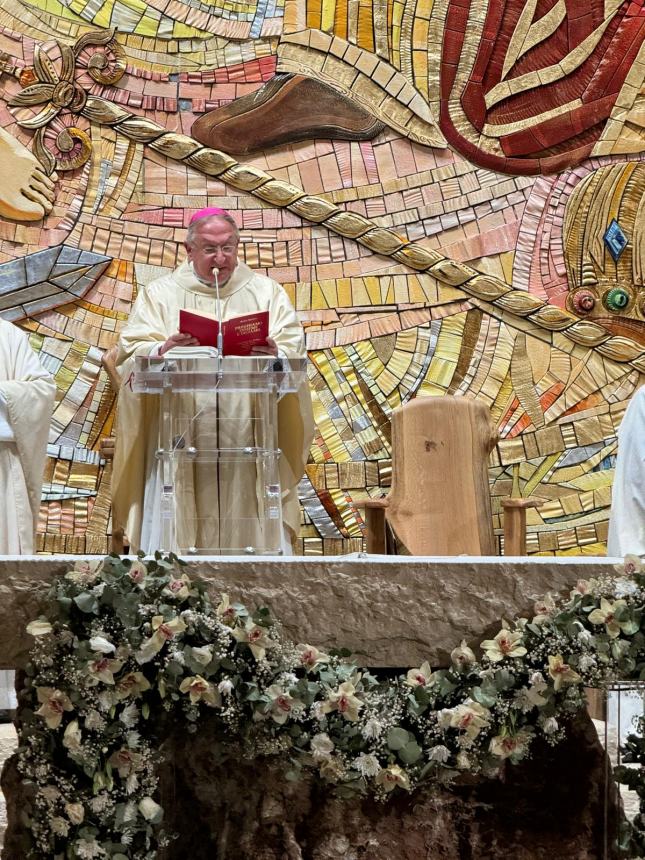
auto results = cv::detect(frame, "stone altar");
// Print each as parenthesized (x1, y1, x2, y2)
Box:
(0, 553, 623, 669)
(0, 554, 625, 858)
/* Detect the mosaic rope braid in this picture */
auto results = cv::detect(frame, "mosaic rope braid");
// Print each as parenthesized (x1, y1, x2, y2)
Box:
(84, 95, 645, 373)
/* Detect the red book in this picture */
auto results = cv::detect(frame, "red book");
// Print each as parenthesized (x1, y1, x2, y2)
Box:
(179, 309, 269, 356)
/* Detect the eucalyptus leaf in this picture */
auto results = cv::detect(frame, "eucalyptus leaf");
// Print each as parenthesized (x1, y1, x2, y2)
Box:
(472, 685, 497, 707)
(399, 740, 423, 764)
(387, 727, 410, 750)
(493, 669, 515, 690)
(73, 592, 99, 614)
(407, 695, 428, 718)
(611, 639, 630, 660)
(620, 619, 640, 636)
(436, 676, 457, 696)
(419, 760, 437, 779)
(55, 596, 72, 613)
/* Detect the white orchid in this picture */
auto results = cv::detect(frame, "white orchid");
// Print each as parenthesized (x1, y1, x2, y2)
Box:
(231, 618, 272, 660)
(321, 681, 363, 722)
(375, 764, 411, 792)
(450, 640, 476, 669)
(480, 628, 527, 662)
(405, 661, 434, 687)
(547, 654, 581, 691)
(35, 687, 73, 729)
(179, 675, 221, 708)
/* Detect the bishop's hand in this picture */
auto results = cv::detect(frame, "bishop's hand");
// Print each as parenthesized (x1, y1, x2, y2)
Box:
(250, 336, 278, 357)
(159, 332, 200, 355)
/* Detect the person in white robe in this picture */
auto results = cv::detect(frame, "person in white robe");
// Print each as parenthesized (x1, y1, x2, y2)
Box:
(608, 384, 645, 558)
(0, 319, 56, 710)
(112, 208, 314, 555)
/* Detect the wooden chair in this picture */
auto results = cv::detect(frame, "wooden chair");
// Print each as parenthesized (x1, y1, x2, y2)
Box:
(358, 396, 540, 556)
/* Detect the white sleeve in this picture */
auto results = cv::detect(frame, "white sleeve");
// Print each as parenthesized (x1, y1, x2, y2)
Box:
(0, 392, 14, 441)
(607, 389, 645, 557)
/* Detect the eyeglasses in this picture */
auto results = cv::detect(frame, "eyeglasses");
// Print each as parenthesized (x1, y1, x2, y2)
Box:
(198, 244, 238, 256)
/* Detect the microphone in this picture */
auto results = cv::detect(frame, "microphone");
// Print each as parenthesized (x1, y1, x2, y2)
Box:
(212, 266, 224, 358)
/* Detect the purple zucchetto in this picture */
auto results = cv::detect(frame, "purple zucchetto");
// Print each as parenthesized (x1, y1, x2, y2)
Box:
(189, 206, 231, 223)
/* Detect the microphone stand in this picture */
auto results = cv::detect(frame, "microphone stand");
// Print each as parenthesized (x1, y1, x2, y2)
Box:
(212, 266, 224, 368)
(212, 266, 223, 551)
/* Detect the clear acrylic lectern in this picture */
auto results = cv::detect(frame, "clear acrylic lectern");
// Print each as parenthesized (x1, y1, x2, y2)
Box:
(133, 350, 307, 555)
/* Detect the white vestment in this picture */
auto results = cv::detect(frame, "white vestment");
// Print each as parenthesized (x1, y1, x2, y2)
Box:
(113, 260, 314, 554)
(0, 320, 55, 708)
(608, 385, 645, 558)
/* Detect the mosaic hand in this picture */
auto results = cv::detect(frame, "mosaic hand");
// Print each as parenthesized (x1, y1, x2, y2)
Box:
(0, 127, 57, 222)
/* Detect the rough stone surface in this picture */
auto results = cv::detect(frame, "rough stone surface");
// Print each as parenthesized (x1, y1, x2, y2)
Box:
(0, 724, 16, 851)
(0, 554, 622, 668)
(149, 708, 619, 859)
(0, 707, 625, 859)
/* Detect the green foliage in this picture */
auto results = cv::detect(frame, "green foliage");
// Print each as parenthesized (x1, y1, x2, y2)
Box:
(615, 716, 645, 856)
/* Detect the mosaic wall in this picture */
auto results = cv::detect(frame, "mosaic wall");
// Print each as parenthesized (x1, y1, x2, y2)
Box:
(0, 0, 644, 555)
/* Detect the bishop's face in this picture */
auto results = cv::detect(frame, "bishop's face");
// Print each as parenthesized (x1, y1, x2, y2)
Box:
(186, 218, 239, 286)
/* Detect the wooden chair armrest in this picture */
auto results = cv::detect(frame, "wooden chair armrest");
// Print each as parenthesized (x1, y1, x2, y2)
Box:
(501, 497, 542, 555)
(355, 497, 389, 553)
(111, 527, 126, 555)
(501, 498, 543, 510)
(354, 498, 390, 510)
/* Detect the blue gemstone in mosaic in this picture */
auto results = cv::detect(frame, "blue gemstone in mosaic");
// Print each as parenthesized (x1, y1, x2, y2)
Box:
(604, 219, 628, 262)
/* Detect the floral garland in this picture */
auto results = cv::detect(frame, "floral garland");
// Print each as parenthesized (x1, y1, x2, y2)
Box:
(16, 552, 645, 858)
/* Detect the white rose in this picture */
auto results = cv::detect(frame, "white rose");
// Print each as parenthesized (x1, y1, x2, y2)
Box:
(138, 796, 163, 822)
(41, 785, 60, 803)
(311, 732, 334, 760)
(542, 717, 559, 735)
(437, 708, 454, 730)
(192, 646, 213, 666)
(456, 752, 470, 770)
(26, 619, 52, 637)
(65, 802, 85, 825)
(89, 635, 115, 654)
(51, 817, 69, 836)
(529, 672, 546, 688)
(578, 654, 596, 672)
(62, 720, 82, 753)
